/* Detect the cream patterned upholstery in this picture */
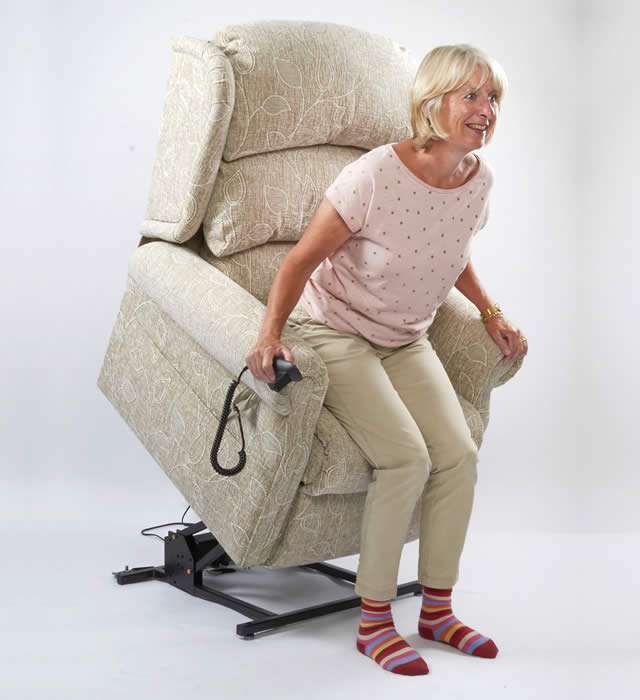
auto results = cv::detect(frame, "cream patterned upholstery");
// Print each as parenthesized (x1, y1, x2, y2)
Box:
(97, 20, 523, 571)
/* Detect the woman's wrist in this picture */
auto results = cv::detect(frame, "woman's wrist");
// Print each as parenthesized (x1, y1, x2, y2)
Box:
(480, 303, 503, 323)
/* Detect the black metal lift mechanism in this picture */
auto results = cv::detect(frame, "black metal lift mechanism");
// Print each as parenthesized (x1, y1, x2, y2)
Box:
(112, 519, 422, 639)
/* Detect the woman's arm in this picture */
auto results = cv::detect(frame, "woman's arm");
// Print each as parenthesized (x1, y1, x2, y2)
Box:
(454, 259, 496, 313)
(455, 259, 527, 360)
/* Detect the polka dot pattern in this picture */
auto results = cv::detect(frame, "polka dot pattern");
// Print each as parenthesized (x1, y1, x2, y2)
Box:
(300, 143, 494, 347)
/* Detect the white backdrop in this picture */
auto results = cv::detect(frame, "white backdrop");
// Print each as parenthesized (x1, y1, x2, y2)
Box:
(2, 1, 639, 698)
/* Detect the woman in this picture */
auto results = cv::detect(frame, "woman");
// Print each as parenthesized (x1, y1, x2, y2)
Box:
(246, 44, 527, 676)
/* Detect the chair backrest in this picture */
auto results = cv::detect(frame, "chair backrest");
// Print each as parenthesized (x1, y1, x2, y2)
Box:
(140, 21, 418, 305)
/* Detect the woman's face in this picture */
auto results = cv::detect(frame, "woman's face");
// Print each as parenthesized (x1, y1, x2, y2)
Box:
(435, 65, 499, 148)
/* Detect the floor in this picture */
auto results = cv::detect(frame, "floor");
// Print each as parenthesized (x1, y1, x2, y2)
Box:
(3, 520, 638, 699)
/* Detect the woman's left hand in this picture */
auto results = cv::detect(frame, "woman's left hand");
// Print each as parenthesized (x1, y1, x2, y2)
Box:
(484, 315, 528, 360)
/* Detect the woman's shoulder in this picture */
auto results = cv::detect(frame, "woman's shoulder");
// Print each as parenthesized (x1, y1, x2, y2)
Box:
(476, 152, 495, 183)
(361, 142, 393, 167)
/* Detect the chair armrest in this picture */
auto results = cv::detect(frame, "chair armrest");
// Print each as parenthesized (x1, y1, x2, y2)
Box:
(127, 241, 329, 417)
(429, 287, 525, 421)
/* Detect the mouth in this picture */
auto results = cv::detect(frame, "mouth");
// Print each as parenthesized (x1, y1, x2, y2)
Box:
(466, 124, 488, 135)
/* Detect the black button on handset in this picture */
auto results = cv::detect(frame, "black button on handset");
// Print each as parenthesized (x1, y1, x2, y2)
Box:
(267, 356, 303, 392)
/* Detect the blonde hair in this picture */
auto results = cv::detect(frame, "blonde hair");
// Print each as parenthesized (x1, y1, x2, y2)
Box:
(409, 44, 508, 151)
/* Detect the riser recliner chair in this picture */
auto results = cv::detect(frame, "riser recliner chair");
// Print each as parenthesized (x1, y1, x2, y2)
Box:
(97, 20, 523, 639)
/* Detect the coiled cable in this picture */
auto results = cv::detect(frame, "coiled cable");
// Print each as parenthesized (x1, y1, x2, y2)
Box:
(210, 365, 250, 477)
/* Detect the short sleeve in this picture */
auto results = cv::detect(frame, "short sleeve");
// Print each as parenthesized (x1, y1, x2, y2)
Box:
(324, 161, 374, 234)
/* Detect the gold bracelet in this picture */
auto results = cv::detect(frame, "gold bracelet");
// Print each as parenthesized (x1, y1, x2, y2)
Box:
(480, 303, 503, 323)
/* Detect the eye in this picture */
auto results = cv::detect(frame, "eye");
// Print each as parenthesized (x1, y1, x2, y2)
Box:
(466, 92, 498, 103)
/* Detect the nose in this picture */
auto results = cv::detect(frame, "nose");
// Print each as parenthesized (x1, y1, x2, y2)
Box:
(476, 95, 496, 123)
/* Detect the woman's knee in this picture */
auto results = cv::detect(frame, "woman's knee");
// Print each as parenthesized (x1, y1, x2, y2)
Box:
(430, 439, 478, 480)
(458, 440, 479, 484)
(450, 436, 479, 464)
(464, 439, 479, 461)
(402, 441, 432, 485)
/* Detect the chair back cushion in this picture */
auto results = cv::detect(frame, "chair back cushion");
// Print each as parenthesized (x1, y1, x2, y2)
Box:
(200, 20, 417, 296)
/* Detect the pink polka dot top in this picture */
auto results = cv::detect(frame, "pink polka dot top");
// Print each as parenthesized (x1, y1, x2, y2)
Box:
(300, 142, 494, 348)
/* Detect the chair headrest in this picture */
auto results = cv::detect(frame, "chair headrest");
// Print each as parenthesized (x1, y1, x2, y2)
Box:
(214, 20, 416, 160)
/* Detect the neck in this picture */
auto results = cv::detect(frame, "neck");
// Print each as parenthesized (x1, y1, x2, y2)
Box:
(410, 139, 474, 188)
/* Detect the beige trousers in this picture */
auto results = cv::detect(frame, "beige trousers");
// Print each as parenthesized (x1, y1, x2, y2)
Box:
(288, 312, 479, 601)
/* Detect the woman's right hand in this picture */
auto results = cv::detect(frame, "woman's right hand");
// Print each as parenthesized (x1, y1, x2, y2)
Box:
(246, 335, 296, 384)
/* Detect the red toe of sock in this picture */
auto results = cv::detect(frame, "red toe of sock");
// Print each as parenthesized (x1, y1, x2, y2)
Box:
(393, 656, 430, 676)
(473, 639, 499, 658)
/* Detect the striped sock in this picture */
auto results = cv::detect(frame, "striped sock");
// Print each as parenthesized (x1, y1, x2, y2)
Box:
(418, 586, 499, 658)
(357, 598, 429, 675)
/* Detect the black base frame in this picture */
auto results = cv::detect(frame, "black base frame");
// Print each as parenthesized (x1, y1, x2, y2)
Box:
(112, 520, 422, 639)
